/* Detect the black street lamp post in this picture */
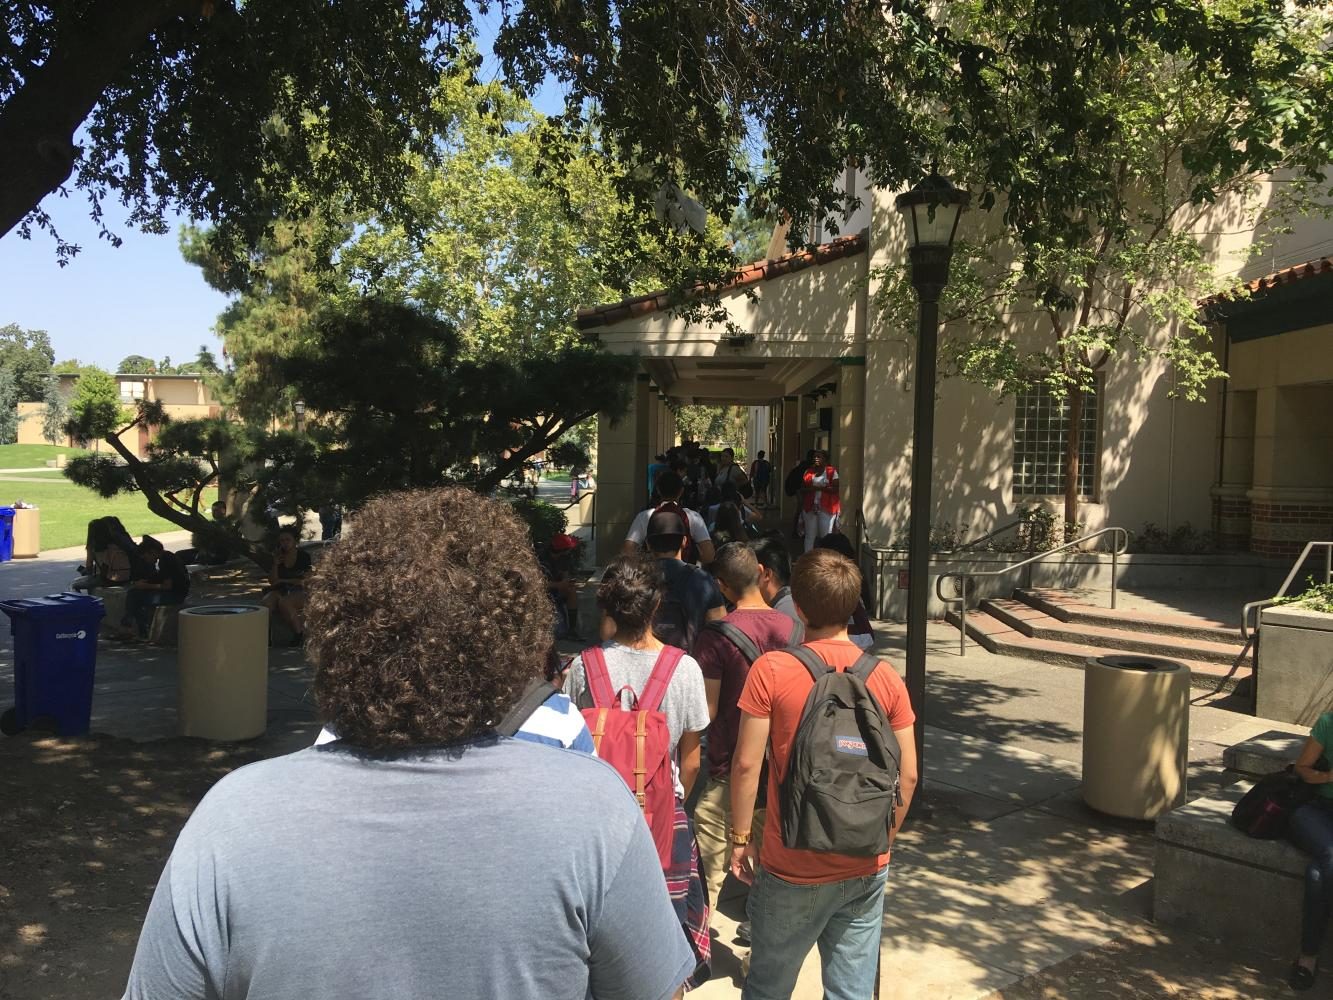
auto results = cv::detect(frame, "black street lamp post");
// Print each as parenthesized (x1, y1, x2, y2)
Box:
(895, 168, 969, 787)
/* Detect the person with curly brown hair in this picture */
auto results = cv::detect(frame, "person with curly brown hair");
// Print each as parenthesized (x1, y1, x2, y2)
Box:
(122, 487, 695, 1000)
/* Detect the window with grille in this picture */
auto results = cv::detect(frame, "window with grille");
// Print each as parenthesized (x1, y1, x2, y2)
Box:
(1012, 382, 1100, 498)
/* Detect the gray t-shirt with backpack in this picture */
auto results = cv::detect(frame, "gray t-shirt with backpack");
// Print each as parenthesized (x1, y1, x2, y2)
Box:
(564, 642, 711, 755)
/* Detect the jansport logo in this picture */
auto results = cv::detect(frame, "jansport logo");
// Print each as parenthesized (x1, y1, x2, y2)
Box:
(835, 736, 868, 756)
(55, 631, 87, 640)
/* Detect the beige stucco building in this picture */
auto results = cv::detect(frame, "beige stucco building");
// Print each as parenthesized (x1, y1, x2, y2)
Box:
(17, 372, 220, 459)
(579, 170, 1333, 576)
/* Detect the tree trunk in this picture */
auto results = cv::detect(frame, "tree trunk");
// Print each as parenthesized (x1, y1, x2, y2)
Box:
(0, 0, 195, 240)
(100, 428, 268, 569)
(1063, 383, 1083, 535)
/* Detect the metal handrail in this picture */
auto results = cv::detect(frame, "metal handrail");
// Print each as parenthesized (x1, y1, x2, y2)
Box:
(1231, 540, 1333, 677)
(936, 526, 1130, 655)
(956, 517, 1024, 552)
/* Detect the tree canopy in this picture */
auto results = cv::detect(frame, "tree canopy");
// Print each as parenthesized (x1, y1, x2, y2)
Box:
(9, 1, 1329, 285)
(2, 1, 473, 262)
(0, 323, 54, 401)
(117, 354, 155, 374)
(181, 65, 720, 420)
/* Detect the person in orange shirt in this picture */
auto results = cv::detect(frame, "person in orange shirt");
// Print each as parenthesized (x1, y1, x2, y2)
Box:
(728, 548, 918, 1000)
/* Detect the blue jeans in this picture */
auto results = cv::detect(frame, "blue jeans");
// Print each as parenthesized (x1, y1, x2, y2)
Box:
(744, 865, 888, 1000)
(1290, 798, 1333, 956)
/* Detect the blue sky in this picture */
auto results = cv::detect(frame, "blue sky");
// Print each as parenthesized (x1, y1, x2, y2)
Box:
(0, 16, 564, 371)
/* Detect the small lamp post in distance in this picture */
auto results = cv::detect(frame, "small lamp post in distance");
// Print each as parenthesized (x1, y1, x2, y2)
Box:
(894, 165, 969, 790)
(293, 399, 306, 434)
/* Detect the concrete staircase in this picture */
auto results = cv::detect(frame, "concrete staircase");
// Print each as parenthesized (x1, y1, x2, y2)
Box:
(945, 587, 1252, 691)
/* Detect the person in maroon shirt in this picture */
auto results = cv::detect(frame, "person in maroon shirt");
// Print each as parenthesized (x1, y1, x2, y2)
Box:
(692, 543, 805, 917)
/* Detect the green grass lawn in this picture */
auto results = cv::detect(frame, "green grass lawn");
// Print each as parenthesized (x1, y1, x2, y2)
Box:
(0, 443, 89, 469)
(0, 480, 187, 551)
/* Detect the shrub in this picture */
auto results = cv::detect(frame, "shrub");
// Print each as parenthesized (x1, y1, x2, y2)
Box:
(510, 497, 567, 547)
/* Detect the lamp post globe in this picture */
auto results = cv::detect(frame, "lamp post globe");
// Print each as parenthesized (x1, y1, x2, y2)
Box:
(896, 166, 968, 794)
(895, 167, 969, 299)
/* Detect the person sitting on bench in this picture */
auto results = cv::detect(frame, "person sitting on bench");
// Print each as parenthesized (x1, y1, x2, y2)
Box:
(262, 526, 312, 645)
(118, 537, 190, 639)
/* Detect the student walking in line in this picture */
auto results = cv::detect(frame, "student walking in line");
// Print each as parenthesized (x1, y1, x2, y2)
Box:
(729, 548, 919, 1000)
(624, 469, 717, 567)
(123, 488, 694, 1000)
(715, 447, 751, 496)
(692, 543, 806, 924)
(814, 532, 877, 651)
(749, 450, 773, 507)
(563, 553, 714, 987)
(751, 535, 798, 622)
(642, 508, 727, 652)
(799, 450, 839, 552)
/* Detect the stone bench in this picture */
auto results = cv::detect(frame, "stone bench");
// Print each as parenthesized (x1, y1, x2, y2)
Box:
(1223, 730, 1308, 777)
(1154, 781, 1333, 957)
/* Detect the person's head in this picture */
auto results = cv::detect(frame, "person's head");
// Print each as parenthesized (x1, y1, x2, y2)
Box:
(757, 450, 766, 460)
(308, 487, 552, 749)
(654, 469, 684, 502)
(751, 535, 792, 603)
(711, 542, 761, 603)
(811, 449, 826, 470)
(720, 447, 735, 466)
(814, 531, 856, 561)
(596, 553, 664, 641)
(645, 508, 688, 558)
(718, 480, 741, 505)
(712, 502, 747, 545)
(210, 500, 227, 520)
(805, 449, 816, 463)
(138, 535, 164, 564)
(276, 526, 300, 554)
(790, 548, 861, 629)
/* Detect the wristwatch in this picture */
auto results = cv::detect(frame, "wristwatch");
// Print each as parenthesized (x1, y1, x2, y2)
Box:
(730, 830, 752, 846)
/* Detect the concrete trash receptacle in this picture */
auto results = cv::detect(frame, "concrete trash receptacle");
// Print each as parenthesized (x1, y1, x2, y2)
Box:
(12, 507, 38, 558)
(178, 605, 269, 740)
(1082, 654, 1190, 820)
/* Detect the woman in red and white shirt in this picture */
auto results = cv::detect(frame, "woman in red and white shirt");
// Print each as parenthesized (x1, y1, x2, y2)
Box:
(800, 451, 839, 552)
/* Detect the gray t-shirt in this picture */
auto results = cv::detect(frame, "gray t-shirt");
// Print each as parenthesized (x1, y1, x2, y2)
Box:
(564, 642, 710, 755)
(122, 740, 693, 1000)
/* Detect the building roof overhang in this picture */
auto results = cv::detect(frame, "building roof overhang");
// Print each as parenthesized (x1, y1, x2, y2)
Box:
(1203, 256, 1333, 342)
(575, 233, 867, 333)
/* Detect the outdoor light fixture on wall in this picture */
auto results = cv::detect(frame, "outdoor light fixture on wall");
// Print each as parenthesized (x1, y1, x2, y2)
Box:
(294, 399, 306, 433)
(896, 165, 969, 790)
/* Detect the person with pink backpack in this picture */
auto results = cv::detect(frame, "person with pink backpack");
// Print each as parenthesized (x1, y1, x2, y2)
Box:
(563, 553, 713, 987)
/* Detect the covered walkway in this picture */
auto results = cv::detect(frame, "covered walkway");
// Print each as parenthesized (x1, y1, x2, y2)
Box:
(579, 234, 873, 562)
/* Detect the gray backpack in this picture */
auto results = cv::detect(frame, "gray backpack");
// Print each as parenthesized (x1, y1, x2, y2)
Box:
(779, 647, 902, 856)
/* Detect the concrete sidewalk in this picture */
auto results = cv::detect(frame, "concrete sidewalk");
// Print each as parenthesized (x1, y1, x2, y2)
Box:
(692, 620, 1302, 999)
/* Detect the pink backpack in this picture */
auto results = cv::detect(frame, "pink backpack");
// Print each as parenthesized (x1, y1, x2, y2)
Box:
(580, 646, 683, 868)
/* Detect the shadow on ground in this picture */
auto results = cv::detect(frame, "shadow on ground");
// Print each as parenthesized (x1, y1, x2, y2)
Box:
(0, 720, 320, 1000)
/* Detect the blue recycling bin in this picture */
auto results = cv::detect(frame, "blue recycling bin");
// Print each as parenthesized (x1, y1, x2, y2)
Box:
(1, 593, 105, 737)
(0, 506, 14, 562)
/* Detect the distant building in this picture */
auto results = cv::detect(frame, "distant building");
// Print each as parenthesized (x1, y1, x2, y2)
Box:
(17, 372, 221, 459)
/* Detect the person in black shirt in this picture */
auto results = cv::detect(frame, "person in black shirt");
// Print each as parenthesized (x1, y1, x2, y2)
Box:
(262, 526, 313, 645)
(119, 535, 191, 639)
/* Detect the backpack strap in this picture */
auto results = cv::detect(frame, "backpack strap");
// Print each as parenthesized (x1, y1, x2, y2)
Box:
(788, 619, 805, 645)
(638, 647, 684, 714)
(495, 678, 557, 738)
(847, 652, 883, 685)
(706, 620, 762, 664)
(784, 645, 830, 684)
(581, 646, 616, 709)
